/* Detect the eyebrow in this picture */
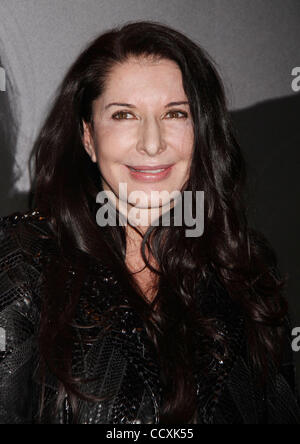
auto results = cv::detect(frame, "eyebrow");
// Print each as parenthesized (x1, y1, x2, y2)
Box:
(104, 101, 189, 110)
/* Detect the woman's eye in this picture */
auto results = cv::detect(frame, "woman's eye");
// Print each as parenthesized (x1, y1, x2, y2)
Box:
(111, 110, 188, 120)
(112, 111, 134, 120)
(165, 110, 188, 119)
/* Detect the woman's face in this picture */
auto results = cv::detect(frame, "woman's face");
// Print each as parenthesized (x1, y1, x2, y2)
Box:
(83, 56, 194, 223)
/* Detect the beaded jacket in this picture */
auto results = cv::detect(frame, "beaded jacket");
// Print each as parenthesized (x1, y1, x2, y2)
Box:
(0, 209, 299, 424)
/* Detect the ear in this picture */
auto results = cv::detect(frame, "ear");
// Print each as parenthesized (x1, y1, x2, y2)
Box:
(82, 120, 97, 163)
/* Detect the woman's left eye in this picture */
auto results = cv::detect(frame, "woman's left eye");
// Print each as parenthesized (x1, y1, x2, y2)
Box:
(112, 111, 135, 120)
(165, 110, 188, 119)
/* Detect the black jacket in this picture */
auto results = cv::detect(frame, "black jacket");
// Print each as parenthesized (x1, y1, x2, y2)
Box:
(0, 209, 299, 424)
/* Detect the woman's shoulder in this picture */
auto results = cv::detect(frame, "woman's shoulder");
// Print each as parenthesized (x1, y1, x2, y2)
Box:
(0, 210, 49, 413)
(0, 208, 54, 257)
(0, 208, 51, 237)
(0, 209, 54, 308)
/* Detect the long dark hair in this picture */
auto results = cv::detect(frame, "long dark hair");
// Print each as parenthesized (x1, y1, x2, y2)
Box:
(31, 20, 288, 423)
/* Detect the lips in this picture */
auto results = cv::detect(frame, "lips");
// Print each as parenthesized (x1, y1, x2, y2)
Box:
(126, 164, 174, 171)
(125, 164, 174, 182)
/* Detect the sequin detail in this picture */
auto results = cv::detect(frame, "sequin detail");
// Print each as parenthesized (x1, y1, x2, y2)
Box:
(0, 210, 299, 424)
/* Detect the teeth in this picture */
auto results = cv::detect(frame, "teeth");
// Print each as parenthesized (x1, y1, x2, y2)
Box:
(130, 167, 166, 173)
(139, 169, 165, 173)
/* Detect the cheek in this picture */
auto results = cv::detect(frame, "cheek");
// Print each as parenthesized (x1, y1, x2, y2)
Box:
(175, 129, 194, 160)
(93, 125, 131, 163)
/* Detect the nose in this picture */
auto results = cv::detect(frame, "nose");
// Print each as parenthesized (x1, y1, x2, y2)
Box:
(137, 116, 166, 156)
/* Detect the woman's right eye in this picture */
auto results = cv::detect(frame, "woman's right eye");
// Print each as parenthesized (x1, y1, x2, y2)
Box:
(111, 111, 135, 120)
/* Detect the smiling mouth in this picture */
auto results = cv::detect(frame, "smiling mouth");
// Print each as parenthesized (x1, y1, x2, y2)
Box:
(125, 164, 174, 182)
(128, 167, 167, 173)
(126, 164, 174, 173)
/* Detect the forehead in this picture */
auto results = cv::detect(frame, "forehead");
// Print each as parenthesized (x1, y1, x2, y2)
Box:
(101, 57, 186, 101)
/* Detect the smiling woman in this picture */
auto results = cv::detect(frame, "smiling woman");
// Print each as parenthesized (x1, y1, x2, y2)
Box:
(82, 56, 194, 228)
(0, 20, 299, 424)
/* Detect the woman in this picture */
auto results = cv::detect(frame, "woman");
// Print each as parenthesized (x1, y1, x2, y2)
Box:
(0, 20, 299, 424)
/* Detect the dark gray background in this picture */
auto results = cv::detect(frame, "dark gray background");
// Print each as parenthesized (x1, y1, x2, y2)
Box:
(0, 0, 299, 386)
